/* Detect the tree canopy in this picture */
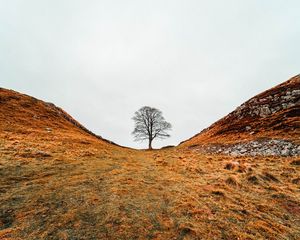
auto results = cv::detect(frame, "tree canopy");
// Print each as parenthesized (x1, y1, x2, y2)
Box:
(132, 106, 172, 149)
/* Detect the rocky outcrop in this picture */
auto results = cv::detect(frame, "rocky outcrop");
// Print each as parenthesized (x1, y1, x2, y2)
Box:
(233, 86, 299, 119)
(200, 75, 300, 136)
(181, 75, 300, 156)
(189, 139, 300, 157)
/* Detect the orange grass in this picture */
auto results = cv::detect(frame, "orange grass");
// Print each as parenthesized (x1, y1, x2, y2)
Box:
(1, 88, 300, 239)
(1, 136, 299, 239)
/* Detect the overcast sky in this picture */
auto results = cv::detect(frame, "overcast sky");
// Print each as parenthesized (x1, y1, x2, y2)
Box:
(1, 1, 299, 148)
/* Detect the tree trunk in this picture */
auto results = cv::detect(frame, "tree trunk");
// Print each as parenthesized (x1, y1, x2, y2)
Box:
(148, 138, 153, 150)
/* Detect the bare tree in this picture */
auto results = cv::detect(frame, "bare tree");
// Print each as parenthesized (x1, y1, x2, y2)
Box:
(132, 106, 172, 149)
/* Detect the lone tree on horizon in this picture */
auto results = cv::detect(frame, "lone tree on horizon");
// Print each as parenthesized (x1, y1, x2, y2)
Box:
(132, 106, 172, 149)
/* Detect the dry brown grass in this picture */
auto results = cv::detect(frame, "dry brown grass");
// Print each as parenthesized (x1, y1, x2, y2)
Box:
(1, 134, 299, 239)
(1, 88, 300, 239)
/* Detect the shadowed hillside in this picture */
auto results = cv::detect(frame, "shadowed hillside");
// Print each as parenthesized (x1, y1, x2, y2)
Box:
(1, 80, 300, 240)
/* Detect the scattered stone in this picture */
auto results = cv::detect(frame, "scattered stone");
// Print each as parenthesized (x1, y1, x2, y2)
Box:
(245, 126, 251, 131)
(231, 80, 300, 118)
(193, 139, 300, 157)
(259, 106, 271, 117)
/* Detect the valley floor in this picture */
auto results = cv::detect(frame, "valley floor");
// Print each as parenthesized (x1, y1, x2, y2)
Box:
(0, 136, 300, 239)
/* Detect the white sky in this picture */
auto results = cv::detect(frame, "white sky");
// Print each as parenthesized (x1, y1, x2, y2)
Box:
(1, 0, 299, 148)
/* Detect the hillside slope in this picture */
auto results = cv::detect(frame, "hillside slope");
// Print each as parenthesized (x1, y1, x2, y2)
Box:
(181, 75, 300, 156)
(0, 88, 118, 146)
(0, 87, 126, 165)
(1, 85, 300, 239)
